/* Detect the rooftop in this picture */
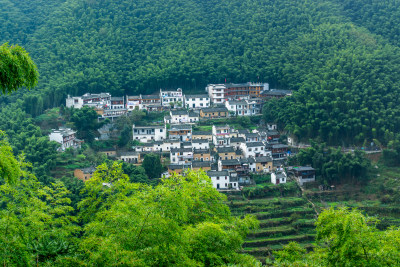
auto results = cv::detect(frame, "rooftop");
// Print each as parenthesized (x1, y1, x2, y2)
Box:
(192, 139, 209, 143)
(171, 148, 193, 153)
(246, 142, 265, 147)
(185, 94, 209, 99)
(169, 124, 192, 130)
(207, 170, 229, 177)
(192, 161, 212, 168)
(193, 131, 212, 135)
(217, 147, 235, 153)
(201, 107, 229, 113)
(171, 110, 188, 116)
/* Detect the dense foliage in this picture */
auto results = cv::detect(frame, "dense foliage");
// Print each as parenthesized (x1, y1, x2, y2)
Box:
(1, 0, 400, 145)
(0, 140, 260, 266)
(288, 142, 371, 185)
(274, 208, 400, 266)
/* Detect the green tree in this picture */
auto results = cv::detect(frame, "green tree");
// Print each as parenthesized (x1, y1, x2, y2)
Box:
(0, 43, 38, 94)
(142, 153, 163, 179)
(70, 106, 101, 143)
(78, 169, 260, 265)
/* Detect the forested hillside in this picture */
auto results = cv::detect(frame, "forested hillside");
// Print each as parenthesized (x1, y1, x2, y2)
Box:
(2, 0, 400, 145)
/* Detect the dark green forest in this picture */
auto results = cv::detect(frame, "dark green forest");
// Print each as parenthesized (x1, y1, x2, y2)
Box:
(1, 0, 400, 145)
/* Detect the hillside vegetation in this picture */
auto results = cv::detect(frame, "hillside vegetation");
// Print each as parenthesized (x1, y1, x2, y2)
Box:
(1, 0, 400, 145)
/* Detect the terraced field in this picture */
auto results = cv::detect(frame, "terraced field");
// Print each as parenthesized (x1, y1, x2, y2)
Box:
(226, 193, 317, 263)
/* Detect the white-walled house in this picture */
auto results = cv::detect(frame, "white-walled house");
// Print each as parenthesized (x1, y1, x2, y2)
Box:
(132, 124, 166, 143)
(170, 148, 193, 164)
(168, 110, 199, 124)
(126, 95, 141, 110)
(240, 142, 269, 158)
(207, 170, 239, 190)
(160, 88, 184, 108)
(66, 93, 111, 109)
(225, 100, 260, 116)
(49, 128, 81, 151)
(192, 139, 210, 150)
(185, 94, 210, 109)
(206, 84, 226, 104)
(271, 171, 287, 185)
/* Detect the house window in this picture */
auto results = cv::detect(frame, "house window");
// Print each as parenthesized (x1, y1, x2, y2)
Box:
(217, 177, 220, 180)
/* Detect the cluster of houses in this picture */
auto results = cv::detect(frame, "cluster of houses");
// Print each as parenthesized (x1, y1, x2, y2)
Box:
(65, 82, 291, 120)
(121, 122, 293, 190)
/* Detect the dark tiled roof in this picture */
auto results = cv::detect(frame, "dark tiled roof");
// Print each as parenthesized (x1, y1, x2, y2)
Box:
(171, 148, 192, 153)
(217, 147, 235, 153)
(230, 137, 245, 143)
(193, 131, 212, 135)
(201, 107, 228, 113)
(192, 161, 212, 168)
(192, 139, 209, 143)
(207, 170, 229, 177)
(171, 110, 188, 116)
(246, 142, 265, 147)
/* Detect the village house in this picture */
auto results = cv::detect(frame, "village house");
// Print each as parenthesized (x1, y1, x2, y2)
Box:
(192, 139, 210, 150)
(166, 110, 199, 124)
(200, 107, 229, 118)
(126, 95, 141, 110)
(218, 159, 250, 177)
(184, 94, 210, 109)
(141, 95, 161, 110)
(98, 148, 117, 157)
(206, 84, 226, 104)
(49, 128, 82, 151)
(193, 148, 212, 162)
(292, 167, 316, 185)
(160, 88, 184, 108)
(170, 147, 193, 164)
(260, 89, 292, 100)
(100, 108, 128, 121)
(212, 125, 237, 147)
(223, 82, 269, 100)
(248, 156, 273, 173)
(168, 164, 189, 175)
(271, 144, 288, 160)
(216, 146, 237, 160)
(118, 151, 141, 164)
(168, 124, 192, 141)
(207, 170, 239, 190)
(245, 132, 261, 142)
(74, 167, 96, 182)
(110, 97, 125, 109)
(271, 170, 287, 185)
(267, 130, 280, 143)
(240, 141, 269, 158)
(266, 123, 278, 131)
(191, 161, 212, 171)
(229, 137, 245, 150)
(132, 124, 166, 143)
(225, 99, 261, 116)
(192, 130, 213, 141)
(66, 93, 111, 109)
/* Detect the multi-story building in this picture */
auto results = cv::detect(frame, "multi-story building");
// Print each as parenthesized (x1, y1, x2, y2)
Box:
(167, 110, 199, 124)
(248, 156, 273, 173)
(132, 124, 166, 143)
(216, 146, 237, 160)
(126, 95, 141, 110)
(184, 94, 210, 109)
(170, 148, 193, 164)
(100, 108, 128, 121)
(141, 95, 161, 110)
(192, 139, 210, 150)
(66, 93, 111, 109)
(110, 97, 125, 109)
(212, 125, 237, 147)
(191, 161, 212, 172)
(193, 149, 212, 162)
(223, 82, 268, 100)
(192, 131, 213, 141)
(225, 100, 260, 116)
(49, 128, 82, 151)
(271, 144, 288, 160)
(292, 167, 316, 185)
(118, 152, 141, 164)
(240, 142, 269, 158)
(206, 84, 225, 104)
(207, 170, 239, 190)
(160, 88, 184, 108)
(229, 137, 245, 150)
(245, 132, 261, 142)
(168, 124, 192, 141)
(200, 107, 229, 118)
